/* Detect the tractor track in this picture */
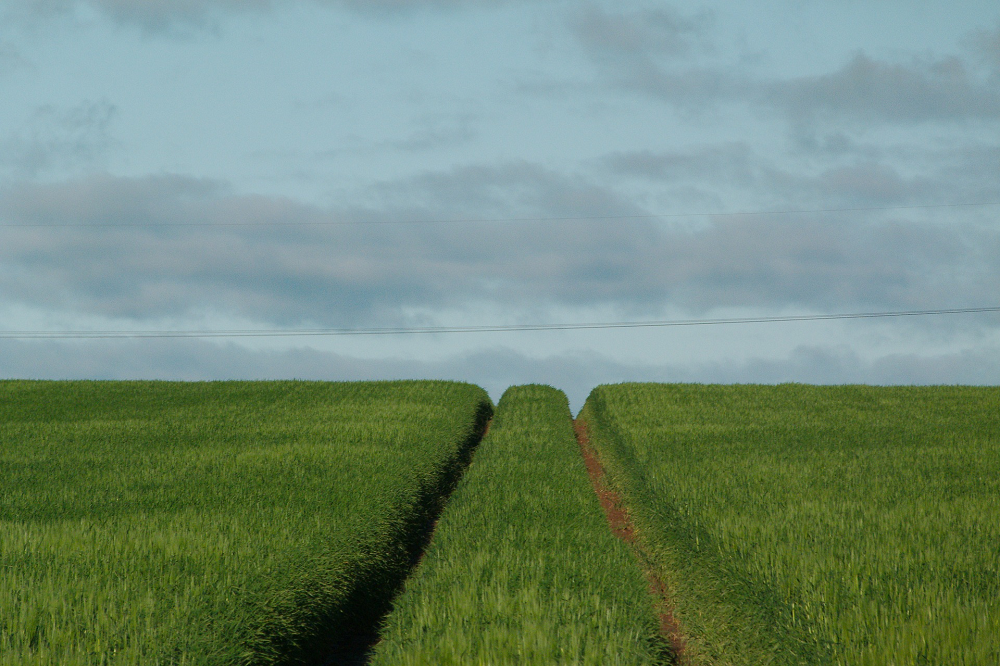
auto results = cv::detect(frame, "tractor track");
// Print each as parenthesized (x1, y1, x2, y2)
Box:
(573, 419, 688, 665)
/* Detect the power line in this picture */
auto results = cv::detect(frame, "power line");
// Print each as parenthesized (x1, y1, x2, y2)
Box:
(3, 306, 998, 339)
(1, 201, 998, 229)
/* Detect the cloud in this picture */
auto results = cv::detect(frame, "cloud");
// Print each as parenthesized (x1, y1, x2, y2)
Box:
(0, 43, 31, 75)
(0, 100, 117, 176)
(387, 113, 477, 152)
(767, 52, 1000, 125)
(601, 144, 953, 207)
(3, 339, 998, 413)
(0, 167, 653, 323)
(569, 4, 713, 61)
(569, 12, 1000, 126)
(968, 22, 1000, 76)
(0, 339, 611, 409)
(93, 0, 271, 33)
(2, 166, 999, 333)
(8, 0, 544, 34)
(601, 143, 758, 187)
(367, 160, 647, 219)
(676, 345, 1000, 389)
(324, 0, 534, 16)
(566, 5, 733, 114)
(8, 0, 269, 34)
(937, 143, 1000, 201)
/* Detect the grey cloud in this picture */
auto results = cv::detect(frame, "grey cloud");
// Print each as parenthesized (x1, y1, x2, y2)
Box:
(2, 166, 999, 332)
(642, 217, 990, 312)
(388, 114, 477, 152)
(92, 0, 270, 33)
(243, 112, 478, 164)
(570, 4, 713, 60)
(733, 346, 1000, 388)
(368, 160, 648, 219)
(570, 13, 1000, 126)
(1, 172, 225, 225)
(3, 339, 998, 414)
(323, 0, 533, 16)
(791, 145, 1000, 206)
(0, 339, 607, 410)
(602, 145, 949, 207)
(938, 144, 1000, 202)
(10, 0, 542, 33)
(788, 130, 885, 159)
(768, 52, 1000, 124)
(0, 43, 31, 74)
(602, 143, 757, 186)
(0, 100, 117, 176)
(969, 22, 1000, 75)
(9, 0, 269, 34)
(677, 345, 1000, 389)
(566, 6, 749, 112)
(803, 161, 929, 205)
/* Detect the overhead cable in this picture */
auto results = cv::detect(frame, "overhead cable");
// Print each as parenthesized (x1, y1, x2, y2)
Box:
(3, 306, 999, 339)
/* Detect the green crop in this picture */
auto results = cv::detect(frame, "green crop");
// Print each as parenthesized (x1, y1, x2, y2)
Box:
(370, 384, 668, 665)
(580, 383, 1000, 666)
(0, 379, 491, 665)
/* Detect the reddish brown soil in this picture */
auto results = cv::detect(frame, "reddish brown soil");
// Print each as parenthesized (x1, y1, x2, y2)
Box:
(573, 419, 688, 664)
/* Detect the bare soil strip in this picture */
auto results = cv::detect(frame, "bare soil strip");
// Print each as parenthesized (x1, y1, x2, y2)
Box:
(573, 419, 688, 664)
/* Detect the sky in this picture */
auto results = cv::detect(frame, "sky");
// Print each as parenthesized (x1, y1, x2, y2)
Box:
(1, 0, 999, 410)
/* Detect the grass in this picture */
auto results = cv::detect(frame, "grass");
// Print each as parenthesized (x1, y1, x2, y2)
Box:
(0, 379, 491, 665)
(580, 383, 1000, 666)
(369, 384, 668, 666)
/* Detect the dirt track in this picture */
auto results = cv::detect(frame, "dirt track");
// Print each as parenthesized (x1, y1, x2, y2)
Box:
(573, 419, 688, 664)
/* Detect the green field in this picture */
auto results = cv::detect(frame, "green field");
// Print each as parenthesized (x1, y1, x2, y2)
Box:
(370, 385, 667, 665)
(5, 379, 999, 665)
(580, 384, 1000, 666)
(0, 380, 491, 665)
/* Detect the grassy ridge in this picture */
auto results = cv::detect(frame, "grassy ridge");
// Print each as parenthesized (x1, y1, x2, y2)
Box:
(370, 384, 667, 665)
(581, 383, 1000, 666)
(0, 380, 491, 665)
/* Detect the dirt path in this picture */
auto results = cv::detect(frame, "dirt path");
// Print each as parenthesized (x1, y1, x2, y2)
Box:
(573, 419, 688, 664)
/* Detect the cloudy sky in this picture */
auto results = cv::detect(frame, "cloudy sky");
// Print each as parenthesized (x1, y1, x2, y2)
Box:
(1, 0, 999, 409)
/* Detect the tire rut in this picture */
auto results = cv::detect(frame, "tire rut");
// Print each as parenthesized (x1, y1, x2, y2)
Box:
(319, 410, 493, 665)
(573, 419, 688, 665)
